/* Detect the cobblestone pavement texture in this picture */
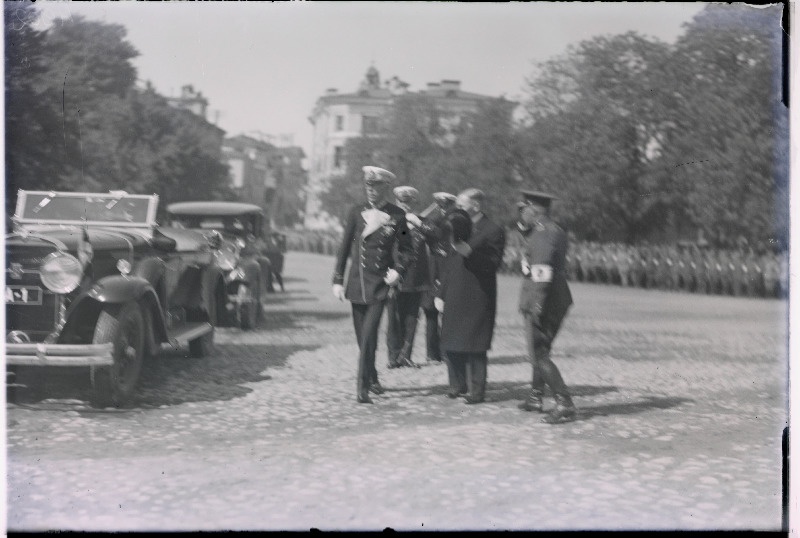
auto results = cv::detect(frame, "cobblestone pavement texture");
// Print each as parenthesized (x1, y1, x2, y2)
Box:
(6, 252, 788, 531)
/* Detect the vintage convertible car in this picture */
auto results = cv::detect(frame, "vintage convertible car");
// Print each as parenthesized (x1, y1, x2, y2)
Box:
(165, 201, 272, 330)
(5, 190, 228, 407)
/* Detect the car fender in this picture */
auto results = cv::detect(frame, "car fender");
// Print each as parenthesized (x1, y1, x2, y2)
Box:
(200, 264, 226, 324)
(87, 275, 156, 304)
(130, 257, 167, 287)
(60, 279, 168, 347)
(240, 258, 262, 287)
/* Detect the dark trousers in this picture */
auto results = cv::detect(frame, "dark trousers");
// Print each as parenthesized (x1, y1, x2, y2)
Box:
(523, 312, 570, 397)
(352, 301, 386, 396)
(445, 351, 487, 401)
(386, 291, 422, 365)
(423, 306, 442, 361)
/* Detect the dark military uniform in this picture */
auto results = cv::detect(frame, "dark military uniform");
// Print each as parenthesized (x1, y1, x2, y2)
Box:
(414, 192, 457, 364)
(333, 200, 412, 401)
(516, 190, 576, 423)
(386, 210, 429, 368)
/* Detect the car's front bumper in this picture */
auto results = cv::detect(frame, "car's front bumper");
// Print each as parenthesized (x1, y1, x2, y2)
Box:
(5, 343, 114, 367)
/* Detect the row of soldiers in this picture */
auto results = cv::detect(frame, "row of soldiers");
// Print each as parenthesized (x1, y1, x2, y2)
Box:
(501, 238, 788, 299)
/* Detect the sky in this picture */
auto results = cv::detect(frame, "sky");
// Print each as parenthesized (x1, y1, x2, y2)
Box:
(32, 1, 707, 158)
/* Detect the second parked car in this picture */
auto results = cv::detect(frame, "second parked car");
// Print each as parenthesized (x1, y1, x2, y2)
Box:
(165, 202, 272, 330)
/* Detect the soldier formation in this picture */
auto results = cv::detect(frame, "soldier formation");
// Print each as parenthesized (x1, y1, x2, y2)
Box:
(503, 238, 787, 299)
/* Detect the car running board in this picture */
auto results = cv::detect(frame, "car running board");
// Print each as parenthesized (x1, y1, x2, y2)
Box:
(166, 322, 213, 349)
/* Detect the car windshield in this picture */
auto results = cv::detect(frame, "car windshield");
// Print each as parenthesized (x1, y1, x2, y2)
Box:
(169, 215, 256, 236)
(18, 193, 153, 225)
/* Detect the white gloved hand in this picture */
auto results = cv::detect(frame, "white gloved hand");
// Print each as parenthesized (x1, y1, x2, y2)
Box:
(521, 260, 531, 276)
(434, 297, 444, 313)
(405, 213, 422, 229)
(384, 268, 401, 286)
(332, 284, 345, 301)
(452, 241, 472, 257)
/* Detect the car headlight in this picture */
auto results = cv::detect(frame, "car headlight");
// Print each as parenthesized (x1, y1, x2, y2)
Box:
(40, 252, 83, 293)
(215, 246, 238, 271)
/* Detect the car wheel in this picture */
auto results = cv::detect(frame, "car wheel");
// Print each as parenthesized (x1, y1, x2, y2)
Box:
(236, 284, 258, 330)
(189, 282, 218, 358)
(90, 302, 145, 408)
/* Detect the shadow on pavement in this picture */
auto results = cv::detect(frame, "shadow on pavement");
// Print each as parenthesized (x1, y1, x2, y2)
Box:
(489, 354, 528, 366)
(574, 396, 693, 421)
(260, 310, 349, 330)
(384, 382, 619, 401)
(7, 343, 317, 412)
(280, 276, 308, 284)
(486, 382, 619, 403)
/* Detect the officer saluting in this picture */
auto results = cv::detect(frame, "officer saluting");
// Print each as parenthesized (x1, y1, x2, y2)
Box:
(332, 166, 413, 403)
(516, 190, 577, 424)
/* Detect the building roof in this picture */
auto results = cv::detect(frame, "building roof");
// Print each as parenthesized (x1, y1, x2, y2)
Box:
(166, 201, 264, 216)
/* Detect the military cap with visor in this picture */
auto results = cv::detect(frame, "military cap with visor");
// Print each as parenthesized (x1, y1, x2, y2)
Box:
(362, 166, 396, 185)
(520, 189, 559, 208)
(393, 186, 419, 203)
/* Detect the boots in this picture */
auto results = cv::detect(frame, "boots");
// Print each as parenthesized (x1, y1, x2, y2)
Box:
(518, 389, 544, 412)
(543, 393, 576, 424)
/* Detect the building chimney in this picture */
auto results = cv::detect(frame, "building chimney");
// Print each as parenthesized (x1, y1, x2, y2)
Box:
(326, 88, 338, 94)
(440, 80, 461, 91)
(426, 82, 440, 90)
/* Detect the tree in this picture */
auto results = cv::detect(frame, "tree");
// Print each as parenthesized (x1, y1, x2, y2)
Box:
(519, 32, 674, 242)
(5, 5, 233, 218)
(5, 2, 62, 215)
(660, 4, 787, 246)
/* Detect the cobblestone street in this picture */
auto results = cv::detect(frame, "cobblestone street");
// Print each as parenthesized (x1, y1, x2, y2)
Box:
(6, 251, 787, 531)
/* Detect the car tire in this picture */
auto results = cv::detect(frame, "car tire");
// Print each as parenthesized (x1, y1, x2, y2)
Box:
(189, 282, 218, 358)
(90, 302, 145, 408)
(236, 284, 258, 330)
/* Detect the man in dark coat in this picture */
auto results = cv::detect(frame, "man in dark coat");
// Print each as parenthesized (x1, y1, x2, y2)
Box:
(332, 166, 413, 404)
(385, 186, 428, 368)
(516, 190, 577, 424)
(436, 188, 506, 404)
(406, 192, 457, 364)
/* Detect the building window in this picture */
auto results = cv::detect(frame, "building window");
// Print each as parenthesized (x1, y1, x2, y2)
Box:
(335, 115, 344, 131)
(362, 116, 379, 135)
(333, 146, 344, 169)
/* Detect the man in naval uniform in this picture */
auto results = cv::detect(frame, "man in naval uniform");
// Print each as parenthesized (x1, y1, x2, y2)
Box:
(385, 186, 428, 368)
(332, 166, 413, 403)
(516, 190, 577, 424)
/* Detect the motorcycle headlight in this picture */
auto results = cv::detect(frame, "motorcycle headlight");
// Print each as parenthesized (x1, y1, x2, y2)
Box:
(215, 246, 238, 271)
(40, 252, 83, 293)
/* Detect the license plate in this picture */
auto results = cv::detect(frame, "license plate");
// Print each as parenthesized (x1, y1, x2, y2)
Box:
(5, 286, 43, 305)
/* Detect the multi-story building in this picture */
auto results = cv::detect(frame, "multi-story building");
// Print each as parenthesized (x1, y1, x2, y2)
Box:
(164, 84, 308, 231)
(304, 65, 509, 230)
(223, 134, 307, 231)
(166, 84, 210, 120)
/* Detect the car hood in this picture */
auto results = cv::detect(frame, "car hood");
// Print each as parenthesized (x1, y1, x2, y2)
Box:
(6, 227, 152, 252)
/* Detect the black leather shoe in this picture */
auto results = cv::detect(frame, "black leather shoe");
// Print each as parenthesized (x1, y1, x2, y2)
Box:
(463, 395, 484, 405)
(357, 392, 373, 404)
(518, 392, 544, 412)
(369, 382, 385, 395)
(446, 388, 467, 399)
(543, 396, 576, 424)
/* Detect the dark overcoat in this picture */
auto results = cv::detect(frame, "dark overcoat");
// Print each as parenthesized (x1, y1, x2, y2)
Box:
(438, 214, 506, 353)
(332, 201, 412, 305)
(518, 215, 573, 339)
